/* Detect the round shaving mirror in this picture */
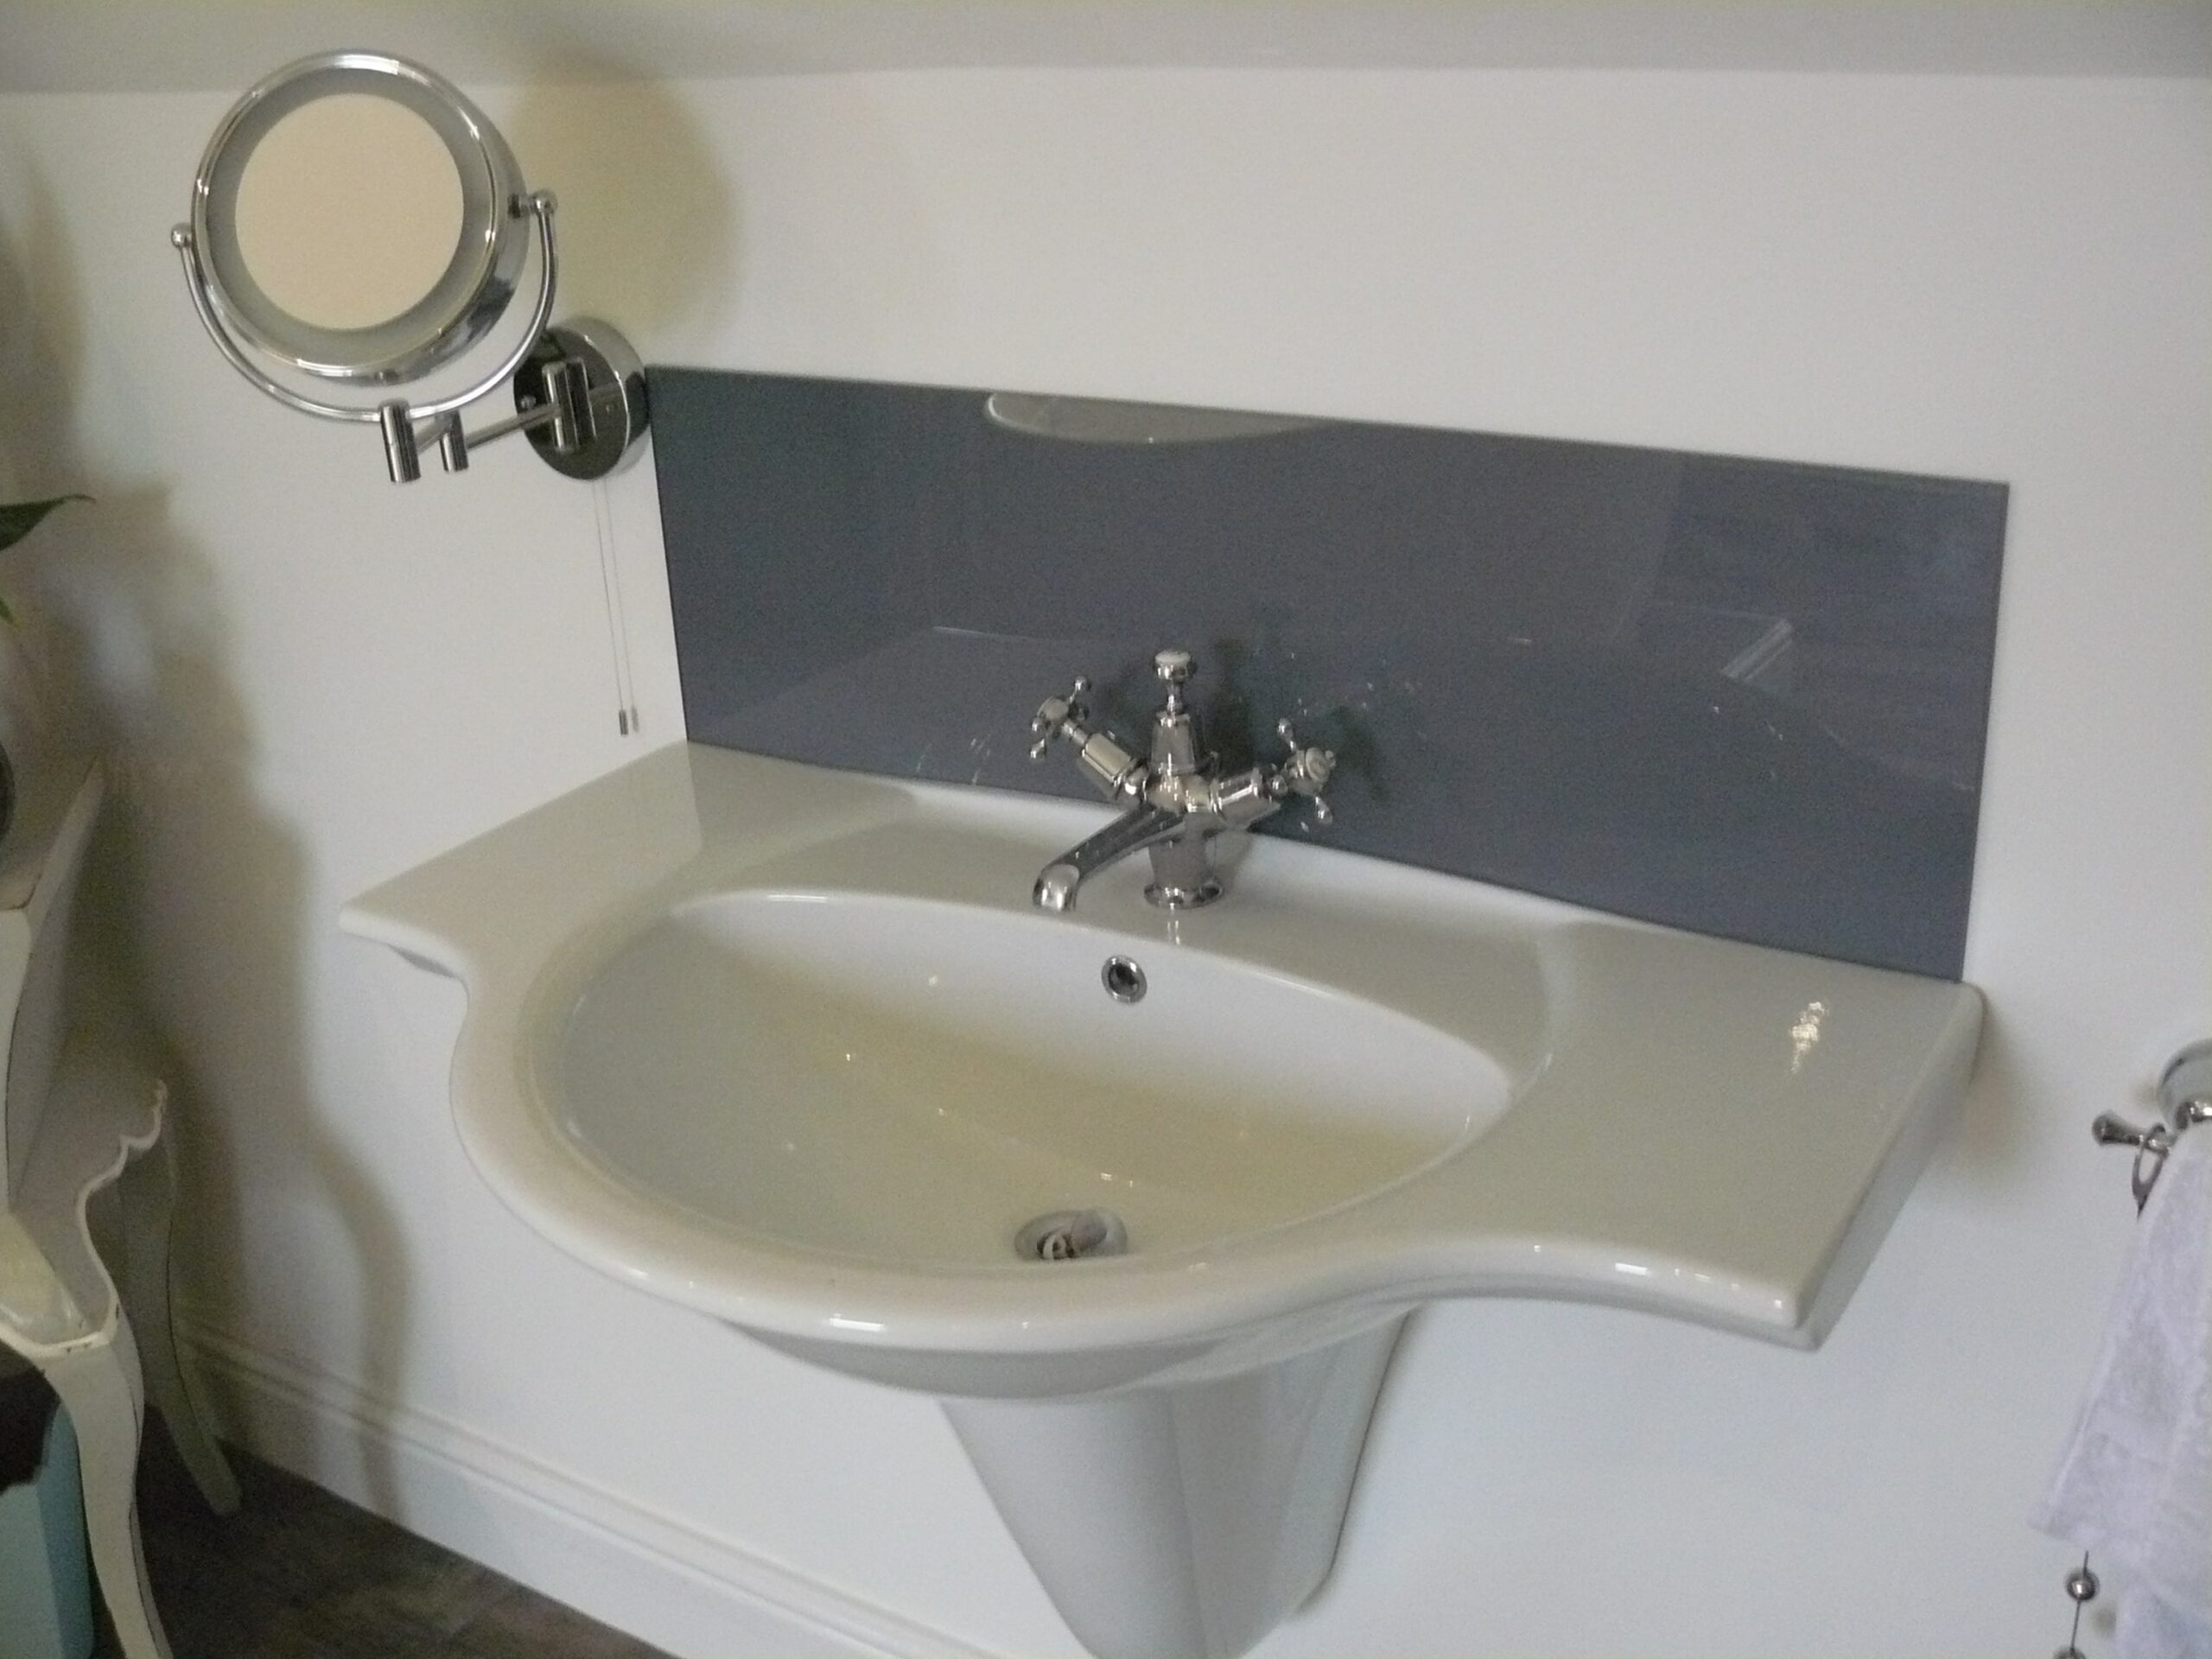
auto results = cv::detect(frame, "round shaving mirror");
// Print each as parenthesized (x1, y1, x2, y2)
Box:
(192, 54, 524, 385)
(174, 50, 645, 484)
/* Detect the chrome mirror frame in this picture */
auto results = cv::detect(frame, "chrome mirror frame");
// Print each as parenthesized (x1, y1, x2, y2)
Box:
(171, 50, 646, 484)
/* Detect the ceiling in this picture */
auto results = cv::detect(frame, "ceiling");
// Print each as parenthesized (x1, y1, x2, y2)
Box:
(3, 0, 2209, 93)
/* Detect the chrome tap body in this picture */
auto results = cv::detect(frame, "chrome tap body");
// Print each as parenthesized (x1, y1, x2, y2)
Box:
(1028, 649, 1334, 912)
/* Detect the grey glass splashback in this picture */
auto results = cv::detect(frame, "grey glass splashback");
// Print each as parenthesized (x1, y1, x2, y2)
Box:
(651, 369, 2005, 979)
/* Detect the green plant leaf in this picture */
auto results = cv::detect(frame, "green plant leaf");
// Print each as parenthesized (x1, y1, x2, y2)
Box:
(0, 494, 89, 554)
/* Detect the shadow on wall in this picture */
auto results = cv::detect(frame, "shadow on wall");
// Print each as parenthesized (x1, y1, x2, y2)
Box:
(501, 68, 737, 346)
(1931, 1001, 2042, 1199)
(0, 166, 415, 1515)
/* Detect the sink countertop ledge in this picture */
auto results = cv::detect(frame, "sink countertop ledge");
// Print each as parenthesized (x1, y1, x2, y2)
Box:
(340, 741, 1983, 1372)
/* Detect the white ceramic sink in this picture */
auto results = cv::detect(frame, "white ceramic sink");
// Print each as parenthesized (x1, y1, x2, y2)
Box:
(344, 742, 1982, 1658)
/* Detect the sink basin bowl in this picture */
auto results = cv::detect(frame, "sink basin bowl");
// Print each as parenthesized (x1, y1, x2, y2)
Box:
(344, 742, 1982, 1658)
(556, 889, 1510, 1270)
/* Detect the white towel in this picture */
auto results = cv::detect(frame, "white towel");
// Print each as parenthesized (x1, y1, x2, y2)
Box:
(2035, 1127, 2212, 1658)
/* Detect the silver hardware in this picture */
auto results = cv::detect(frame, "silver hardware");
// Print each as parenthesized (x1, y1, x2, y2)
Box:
(2158, 1039, 2212, 1128)
(1272, 719, 1337, 825)
(171, 51, 647, 485)
(1033, 804, 1192, 912)
(378, 399, 421, 484)
(435, 413, 470, 473)
(2092, 1039, 2212, 1209)
(516, 321, 648, 480)
(1027, 675, 1092, 762)
(1028, 676, 1145, 797)
(2053, 1550, 2097, 1659)
(2093, 1112, 2176, 1211)
(1015, 1209, 1129, 1262)
(1101, 957, 1147, 1004)
(2092, 1114, 2171, 1149)
(1027, 649, 1336, 912)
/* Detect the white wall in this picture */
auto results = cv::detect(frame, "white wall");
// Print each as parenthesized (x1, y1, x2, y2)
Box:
(0, 62, 2205, 1659)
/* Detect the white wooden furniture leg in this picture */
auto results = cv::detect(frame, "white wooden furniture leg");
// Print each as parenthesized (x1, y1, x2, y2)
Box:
(118, 1132, 239, 1515)
(2, 766, 195, 1656)
(41, 1318, 172, 1659)
(2, 920, 184, 1659)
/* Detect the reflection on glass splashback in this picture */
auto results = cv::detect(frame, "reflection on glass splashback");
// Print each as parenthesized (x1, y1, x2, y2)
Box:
(650, 370, 2006, 980)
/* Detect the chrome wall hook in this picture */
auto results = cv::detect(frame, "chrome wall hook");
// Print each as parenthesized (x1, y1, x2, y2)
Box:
(2090, 1039, 2212, 1210)
(2091, 1112, 2177, 1211)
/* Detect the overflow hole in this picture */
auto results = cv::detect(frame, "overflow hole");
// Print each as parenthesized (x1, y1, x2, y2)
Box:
(1102, 956, 1146, 1003)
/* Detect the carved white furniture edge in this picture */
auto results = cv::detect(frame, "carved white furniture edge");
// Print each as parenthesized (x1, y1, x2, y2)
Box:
(0, 760, 238, 1659)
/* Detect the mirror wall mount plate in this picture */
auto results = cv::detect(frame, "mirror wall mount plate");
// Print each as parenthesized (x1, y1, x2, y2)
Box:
(171, 50, 647, 485)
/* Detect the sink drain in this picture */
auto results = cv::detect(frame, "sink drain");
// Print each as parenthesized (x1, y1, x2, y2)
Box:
(1015, 1209, 1129, 1262)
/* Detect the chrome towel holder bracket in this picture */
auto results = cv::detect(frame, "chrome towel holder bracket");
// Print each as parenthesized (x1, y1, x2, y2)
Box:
(2092, 1039, 2212, 1211)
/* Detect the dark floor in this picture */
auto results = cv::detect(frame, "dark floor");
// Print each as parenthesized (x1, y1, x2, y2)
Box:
(99, 1423, 672, 1658)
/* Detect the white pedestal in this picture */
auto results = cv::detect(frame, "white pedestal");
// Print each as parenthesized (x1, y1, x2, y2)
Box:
(944, 1317, 1405, 1659)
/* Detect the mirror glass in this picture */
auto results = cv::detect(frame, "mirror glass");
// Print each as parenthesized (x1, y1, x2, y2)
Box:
(234, 93, 464, 332)
(191, 54, 528, 384)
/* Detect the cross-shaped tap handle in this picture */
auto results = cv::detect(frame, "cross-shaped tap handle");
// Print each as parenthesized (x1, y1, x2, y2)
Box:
(1029, 675, 1092, 760)
(1274, 719, 1337, 824)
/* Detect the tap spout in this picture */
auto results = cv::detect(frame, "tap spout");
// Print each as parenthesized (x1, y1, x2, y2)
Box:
(1033, 803, 1187, 912)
